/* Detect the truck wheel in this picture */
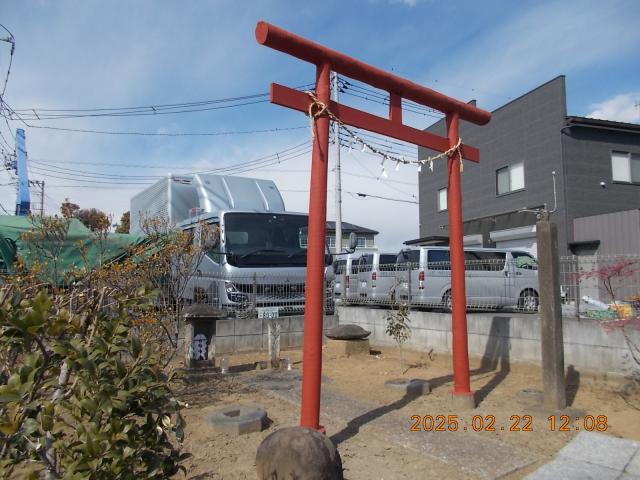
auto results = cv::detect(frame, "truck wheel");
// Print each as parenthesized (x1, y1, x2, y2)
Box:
(442, 290, 452, 312)
(518, 289, 539, 313)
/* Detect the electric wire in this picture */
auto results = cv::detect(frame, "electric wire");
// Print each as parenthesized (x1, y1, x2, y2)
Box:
(7, 83, 315, 121)
(0, 23, 15, 100)
(26, 140, 313, 185)
(24, 124, 308, 137)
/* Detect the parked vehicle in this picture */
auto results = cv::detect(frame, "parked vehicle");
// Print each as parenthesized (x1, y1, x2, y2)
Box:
(352, 251, 400, 305)
(333, 250, 366, 304)
(130, 174, 334, 317)
(395, 247, 539, 312)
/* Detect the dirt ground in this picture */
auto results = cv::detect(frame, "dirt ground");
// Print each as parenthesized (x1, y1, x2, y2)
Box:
(175, 345, 640, 480)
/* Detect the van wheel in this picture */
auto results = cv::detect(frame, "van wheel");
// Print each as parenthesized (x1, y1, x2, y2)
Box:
(518, 289, 539, 313)
(442, 290, 452, 312)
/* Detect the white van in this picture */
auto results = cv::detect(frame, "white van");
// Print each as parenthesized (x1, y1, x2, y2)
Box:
(353, 251, 400, 305)
(332, 251, 365, 304)
(395, 247, 539, 312)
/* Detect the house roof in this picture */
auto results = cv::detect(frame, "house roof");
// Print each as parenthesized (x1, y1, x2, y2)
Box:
(326, 221, 379, 235)
(565, 116, 640, 134)
(403, 235, 449, 246)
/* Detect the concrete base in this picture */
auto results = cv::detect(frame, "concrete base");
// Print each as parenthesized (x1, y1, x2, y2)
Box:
(451, 392, 476, 410)
(205, 405, 267, 436)
(326, 338, 370, 357)
(384, 378, 431, 396)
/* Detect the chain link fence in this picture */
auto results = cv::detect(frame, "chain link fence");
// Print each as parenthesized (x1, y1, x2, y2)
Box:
(559, 255, 640, 319)
(334, 258, 540, 313)
(179, 271, 335, 319)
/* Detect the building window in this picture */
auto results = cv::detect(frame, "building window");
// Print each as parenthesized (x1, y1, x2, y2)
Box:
(612, 151, 640, 183)
(356, 236, 366, 247)
(437, 187, 447, 211)
(327, 236, 336, 248)
(496, 162, 525, 195)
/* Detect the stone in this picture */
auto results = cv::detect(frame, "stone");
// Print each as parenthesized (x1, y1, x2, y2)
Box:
(384, 378, 431, 396)
(205, 405, 267, 436)
(325, 324, 370, 340)
(256, 427, 343, 480)
(326, 338, 370, 357)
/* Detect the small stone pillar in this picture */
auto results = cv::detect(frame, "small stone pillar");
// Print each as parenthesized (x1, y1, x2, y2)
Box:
(182, 304, 224, 368)
(268, 319, 281, 368)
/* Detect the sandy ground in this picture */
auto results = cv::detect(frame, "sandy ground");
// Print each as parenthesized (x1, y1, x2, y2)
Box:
(175, 346, 640, 480)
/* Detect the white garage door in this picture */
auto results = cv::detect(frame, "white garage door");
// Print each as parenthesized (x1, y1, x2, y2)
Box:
(490, 225, 538, 257)
(494, 237, 537, 257)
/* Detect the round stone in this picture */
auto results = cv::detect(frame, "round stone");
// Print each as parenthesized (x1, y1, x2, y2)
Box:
(256, 427, 343, 480)
(325, 324, 371, 340)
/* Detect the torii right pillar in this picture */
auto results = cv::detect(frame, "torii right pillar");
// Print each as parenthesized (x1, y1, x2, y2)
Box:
(446, 111, 475, 409)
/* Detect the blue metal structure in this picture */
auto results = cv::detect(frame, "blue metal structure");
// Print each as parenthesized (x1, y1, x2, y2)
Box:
(14, 128, 30, 216)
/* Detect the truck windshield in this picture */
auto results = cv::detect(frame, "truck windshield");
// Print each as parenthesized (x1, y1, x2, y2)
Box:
(223, 212, 328, 267)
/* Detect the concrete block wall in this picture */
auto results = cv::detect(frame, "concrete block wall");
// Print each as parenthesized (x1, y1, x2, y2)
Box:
(337, 306, 639, 377)
(213, 315, 337, 354)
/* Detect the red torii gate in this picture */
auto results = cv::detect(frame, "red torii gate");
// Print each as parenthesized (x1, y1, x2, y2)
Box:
(256, 21, 491, 430)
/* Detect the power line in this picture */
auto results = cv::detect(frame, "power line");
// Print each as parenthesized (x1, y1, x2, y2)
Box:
(6, 82, 315, 121)
(26, 140, 314, 186)
(347, 191, 419, 204)
(0, 23, 15, 100)
(23, 124, 308, 137)
(30, 139, 310, 173)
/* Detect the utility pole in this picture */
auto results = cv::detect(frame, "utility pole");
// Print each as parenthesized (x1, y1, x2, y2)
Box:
(331, 72, 342, 254)
(29, 180, 45, 216)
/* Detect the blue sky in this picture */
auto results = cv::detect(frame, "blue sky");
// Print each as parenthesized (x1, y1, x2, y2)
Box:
(0, 0, 639, 249)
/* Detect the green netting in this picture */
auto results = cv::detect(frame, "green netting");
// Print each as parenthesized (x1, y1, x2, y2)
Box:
(0, 216, 150, 281)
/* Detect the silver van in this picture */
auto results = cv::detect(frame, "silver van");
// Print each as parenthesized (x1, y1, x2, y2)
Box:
(353, 251, 399, 305)
(395, 247, 539, 312)
(333, 251, 365, 304)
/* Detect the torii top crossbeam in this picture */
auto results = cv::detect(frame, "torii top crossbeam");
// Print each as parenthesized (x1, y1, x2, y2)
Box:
(256, 21, 491, 431)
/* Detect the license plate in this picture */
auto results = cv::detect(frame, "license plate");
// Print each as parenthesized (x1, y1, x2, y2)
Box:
(257, 307, 279, 319)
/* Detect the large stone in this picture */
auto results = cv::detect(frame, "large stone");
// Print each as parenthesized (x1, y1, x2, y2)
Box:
(256, 427, 343, 480)
(326, 338, 370, 357)
(326, 324, 370, 340)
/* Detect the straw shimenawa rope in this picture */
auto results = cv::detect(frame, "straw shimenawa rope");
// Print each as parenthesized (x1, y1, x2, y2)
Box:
(304, 90, 464, 172)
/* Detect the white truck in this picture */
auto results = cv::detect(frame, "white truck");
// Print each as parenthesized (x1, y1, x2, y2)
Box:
(130, 174, 334, 318)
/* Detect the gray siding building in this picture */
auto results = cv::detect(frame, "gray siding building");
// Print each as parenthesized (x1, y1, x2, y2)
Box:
(416, 76, 640, 256)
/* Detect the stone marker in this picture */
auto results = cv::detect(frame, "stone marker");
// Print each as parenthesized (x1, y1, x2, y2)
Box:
(256, 427, 343, 480)
(325, 324, 371, 340)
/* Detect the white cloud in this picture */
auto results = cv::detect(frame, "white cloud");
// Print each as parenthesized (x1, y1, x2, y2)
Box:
(389, 0, 418, 6)
(587, 93, 640, 123)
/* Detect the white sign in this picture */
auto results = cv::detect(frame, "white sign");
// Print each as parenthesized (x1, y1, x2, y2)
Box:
(257, 307, 279, 319)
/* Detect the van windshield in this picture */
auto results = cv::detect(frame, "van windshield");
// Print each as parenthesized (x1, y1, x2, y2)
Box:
(222, 212, 329, 268)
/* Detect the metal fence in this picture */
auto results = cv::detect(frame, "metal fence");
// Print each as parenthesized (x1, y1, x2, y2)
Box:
(178, 271, 335, 319)
(334, 259, 540, 313)
(559, 255, 640, 319)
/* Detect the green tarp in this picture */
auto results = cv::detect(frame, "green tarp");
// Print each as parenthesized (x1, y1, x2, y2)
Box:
(0, 216, 150, 281)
